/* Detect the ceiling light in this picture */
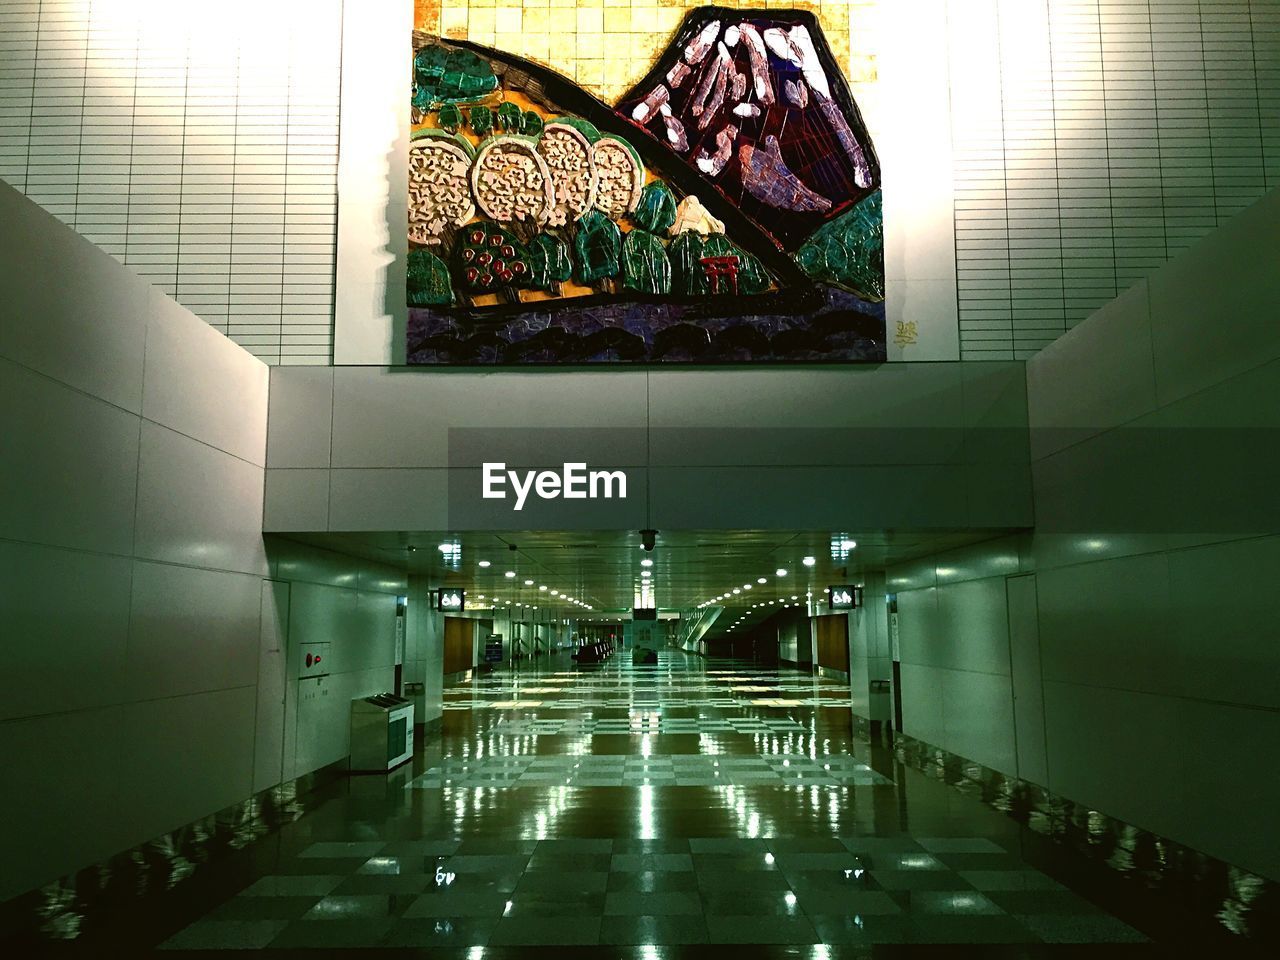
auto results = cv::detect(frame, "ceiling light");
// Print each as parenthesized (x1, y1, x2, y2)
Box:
(743, 584, 752, 590)
(840, 539, 857, 550)
(478, 560, 491, 568)
(505, 570, 516, 578)
(732, 588, 741, 594)
(776, 568, 787, 577)
(757, 577, 767, 584)
(802, 556, 815, 567)
(524, 579, 534, 586)
(641, 558, 653, 568)
(539, 585, 547, 591)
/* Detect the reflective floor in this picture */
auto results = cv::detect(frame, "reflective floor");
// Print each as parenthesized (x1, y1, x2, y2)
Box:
(12, 649, 1265, 954)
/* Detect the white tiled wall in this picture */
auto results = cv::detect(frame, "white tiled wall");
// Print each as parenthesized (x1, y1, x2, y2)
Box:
(949, 0, 1280, 359)
(0, 0, 342, 364)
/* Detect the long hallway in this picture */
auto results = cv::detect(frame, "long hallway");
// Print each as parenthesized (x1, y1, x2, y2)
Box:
(49, 649, 1189, 952)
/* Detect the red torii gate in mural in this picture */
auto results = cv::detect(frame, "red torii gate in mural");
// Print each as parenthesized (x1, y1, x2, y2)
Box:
(699, 255, 740, 295)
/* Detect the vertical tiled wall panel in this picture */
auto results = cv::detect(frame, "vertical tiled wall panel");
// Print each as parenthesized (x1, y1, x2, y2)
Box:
(1001, 2, 1063, 358)
(0, 0, 341, 364)
(0, 2, 38, 189)
(950, 0, 1275, 359)
(949, 0, 1013, 359)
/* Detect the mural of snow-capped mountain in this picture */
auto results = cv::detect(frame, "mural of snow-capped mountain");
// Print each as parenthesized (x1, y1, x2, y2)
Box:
(403, 7, 885, 365)
(617, 7, 880, 251)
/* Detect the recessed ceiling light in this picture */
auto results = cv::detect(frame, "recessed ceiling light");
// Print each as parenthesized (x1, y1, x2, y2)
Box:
(776, 568, 787, 577)
(539, 585, 547, 591)
(641, 558, 653, 568)
(524, 579, 533, 586)
(478, 560, 491, 568)
(732, 588, 741, 594)
(757, 577, 767, 584)
(802, 556, 816, 567)
(505, 570, 516, 578)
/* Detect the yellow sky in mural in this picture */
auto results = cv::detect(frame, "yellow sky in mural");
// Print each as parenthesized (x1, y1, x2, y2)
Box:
(414, 0, 878, 103)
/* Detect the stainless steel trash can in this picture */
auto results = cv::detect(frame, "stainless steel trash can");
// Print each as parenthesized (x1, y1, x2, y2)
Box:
(349, 693, 414, 772)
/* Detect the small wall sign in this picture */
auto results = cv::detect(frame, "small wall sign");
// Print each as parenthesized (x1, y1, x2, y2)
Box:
(437, 588, 465, 611)
(827, 585, 862, 611)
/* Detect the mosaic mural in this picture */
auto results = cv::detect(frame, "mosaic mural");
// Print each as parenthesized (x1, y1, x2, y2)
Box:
(406, 5, 884, 364)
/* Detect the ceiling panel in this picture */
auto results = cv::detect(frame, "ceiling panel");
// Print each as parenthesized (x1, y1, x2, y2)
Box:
(277, 528, 1008, 622)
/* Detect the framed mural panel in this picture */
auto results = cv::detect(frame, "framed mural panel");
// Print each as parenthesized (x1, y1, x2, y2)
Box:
(406, 3, 884, 364)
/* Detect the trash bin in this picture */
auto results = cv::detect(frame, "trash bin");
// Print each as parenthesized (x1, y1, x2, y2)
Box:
(349, 693, 414, 772)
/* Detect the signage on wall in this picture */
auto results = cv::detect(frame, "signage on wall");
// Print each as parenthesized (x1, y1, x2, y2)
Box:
(827, 585, 862, 611)
(436, 588, 465, 612)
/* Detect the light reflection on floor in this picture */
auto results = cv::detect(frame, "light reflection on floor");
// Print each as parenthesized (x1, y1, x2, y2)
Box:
(143, 650, 1158, 949)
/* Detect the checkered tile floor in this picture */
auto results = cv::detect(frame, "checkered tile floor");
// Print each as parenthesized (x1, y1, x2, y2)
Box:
(487, 715, 812, 734)
(161, 836, 1145, 948)
(442, 698, 852, 711)
(155, 652, 1149, 949)
(407, 754, 892, 788)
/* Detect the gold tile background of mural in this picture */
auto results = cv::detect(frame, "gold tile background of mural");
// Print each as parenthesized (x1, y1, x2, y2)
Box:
(415, 0, 878, 103)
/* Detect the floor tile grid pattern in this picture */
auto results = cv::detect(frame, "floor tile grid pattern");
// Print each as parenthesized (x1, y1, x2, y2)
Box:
(159, 651, 1146, 949)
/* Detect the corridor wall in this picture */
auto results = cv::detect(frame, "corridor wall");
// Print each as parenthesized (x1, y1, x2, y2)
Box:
(406, 573, 446, 726)
(846, 572, 891, 725)
(888, 188, 1280, 882)
(0, 183, 406, 901)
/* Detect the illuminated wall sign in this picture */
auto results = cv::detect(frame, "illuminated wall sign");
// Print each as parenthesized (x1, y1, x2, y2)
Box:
(482, 462, 627, 511)
(436, 588, 465, 611)
(827, 585, 861, 611)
